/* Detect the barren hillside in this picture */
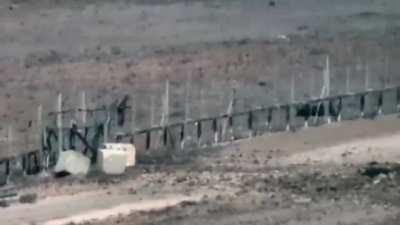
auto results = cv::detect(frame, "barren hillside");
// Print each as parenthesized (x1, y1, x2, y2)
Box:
(0, 0, 399, 144)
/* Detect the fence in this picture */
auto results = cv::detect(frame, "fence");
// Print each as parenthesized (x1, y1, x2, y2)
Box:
(0, 85, 399, 182)
(0, 54, 399, 184)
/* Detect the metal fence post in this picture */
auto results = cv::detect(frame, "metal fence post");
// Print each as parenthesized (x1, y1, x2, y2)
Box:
(37, 104, 43, 170)
(323, 55, 331, 124)
(248, 111, 254, 137)
(150, 95, 155, 127)
(337, 97, 343, 122)
(182, 75, 191, 150)
(213, 118, 218, 144)
(130, 96, 136, 145)
(287, 75, 296, 131)
(378, 90, 383, 116)
(57, 93, 63, 158)
(365, 63, 371, 91)
(146, 131, 151, 150)
(6, 125, 13, 181)
(397, 87, 400, 112)
(360, 93, 365, 118)
(197, 121, 202, 145)
(346, 67, 351, 94)
(222, 87, 235, 141)
(104, 107, 110, 143)
(161, 80, 170, 127)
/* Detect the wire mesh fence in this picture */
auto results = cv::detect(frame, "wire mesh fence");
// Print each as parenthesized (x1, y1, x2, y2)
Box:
(0, 54, 399, 184)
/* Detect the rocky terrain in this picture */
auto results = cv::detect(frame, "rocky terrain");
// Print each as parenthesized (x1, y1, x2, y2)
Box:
(79, 164, 400, 225)
(0, 1, 400, 225)
(0, 0, 399, 158)
(1, 116, 400, 225)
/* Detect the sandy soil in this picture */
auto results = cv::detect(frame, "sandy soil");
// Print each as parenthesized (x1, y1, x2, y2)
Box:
(0, 0, 400, 158)
(0, 1, 400, 224)
(2, 115, 400, 225)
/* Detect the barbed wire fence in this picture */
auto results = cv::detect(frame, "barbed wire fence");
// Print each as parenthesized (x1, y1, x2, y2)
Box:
(0, 55, 399, 184)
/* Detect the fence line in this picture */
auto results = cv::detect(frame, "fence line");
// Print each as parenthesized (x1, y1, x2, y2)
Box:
(0, 55, 399, 183)
(1, 88, 398, 148)
(1, 85, 398, 181)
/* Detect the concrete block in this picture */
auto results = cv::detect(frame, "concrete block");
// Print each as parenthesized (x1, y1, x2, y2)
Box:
(382, 88, 397, 114)
(181, 122, 198, 149)
(131, 133, 147, 154)
(102, 143, 136, 167)
(165, 125, 183, 149)
(149, 129, 164, 150)
(329, 98, 342, 122)
(252, 109, 269, 135)
(217, 117, 234, 142)
(232, 114, 251, 140)
(269, 106, 287, 132)
(341, 95, 361, 120)
(363, 91, 380, 118)
(310, 101, 329, 126)
(54, 150, 90, 175)
(97, 149, 127, 175)
(198, 120, 215, 146)
(290, 104, 305, 130)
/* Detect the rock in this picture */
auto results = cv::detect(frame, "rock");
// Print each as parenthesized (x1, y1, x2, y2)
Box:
(360, 162, 392, 178)
(128, 188, 137, 195)
(215, 195, 224, 201)
(179, 200, 197, 207)
(255, 181, 266, 192)
(269, 1, 276, 7)
(293, 196, 312, 204)
(54, 151, 90, 176)
(188, 180, 196, 187)
(0, 201, 9, 208)
(110, 45, 122, 55)
(373, 174, 388, 185)
(297, 25, 309, 31)
(19, 193, 37, 204)
(174, 176, 187, 184)
(24, 50, 62, 68)
(257, 81, 268, 87)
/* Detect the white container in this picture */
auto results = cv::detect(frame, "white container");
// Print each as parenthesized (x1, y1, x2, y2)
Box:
(101, 143, 136, 167)
(97, 148, 127, 175)
(54, 150, 90, 175)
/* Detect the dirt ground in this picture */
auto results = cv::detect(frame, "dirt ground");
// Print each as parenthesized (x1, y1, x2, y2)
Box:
(1, 0, 400, 225)
(0, 0, 400, 158)
(2, 116, 400, 225)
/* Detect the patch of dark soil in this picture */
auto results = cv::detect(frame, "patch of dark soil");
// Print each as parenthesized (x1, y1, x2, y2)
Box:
(23, 50, 63, 68)
(8, 0, 224, 9)
(138, 145, 222, 166)
(0, 200, 9, 208)
(54, 171, 71, 178)
(308, 48, 327, 55)
(378, 213, 400, 225)
(269, 1, 276, 7)
(359, 162, 400, 178)
(19, 193, 37, 204)
(273, 170, 366, 199)
(243, 164, 400, 206)
(357, 11, 382, 19)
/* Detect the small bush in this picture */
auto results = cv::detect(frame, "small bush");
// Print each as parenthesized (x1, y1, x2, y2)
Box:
(19, 193, 38, 204)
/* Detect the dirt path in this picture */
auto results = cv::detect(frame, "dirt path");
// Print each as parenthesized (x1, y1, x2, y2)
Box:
(1, 188, 226, 225)
(201, 115, 400, 170)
